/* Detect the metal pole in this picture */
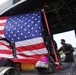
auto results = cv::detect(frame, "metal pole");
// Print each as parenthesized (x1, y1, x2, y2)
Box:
(42, 4, 62, 69)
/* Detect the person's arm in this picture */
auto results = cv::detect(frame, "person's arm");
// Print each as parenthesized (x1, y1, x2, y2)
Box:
(58, 47, 63, 52)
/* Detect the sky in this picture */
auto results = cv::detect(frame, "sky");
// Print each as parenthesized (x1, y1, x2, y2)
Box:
(53, 30, 76, 49)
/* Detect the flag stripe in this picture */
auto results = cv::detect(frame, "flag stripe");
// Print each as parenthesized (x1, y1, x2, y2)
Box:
(0, 45, 11, 50)
(18, 54, 45, 59)
(0, 20, 7, 23)
(17, 48, 48, 56)
(16, 43, 45, 52)
(0, 50, 12, 54)
(0, 41, 10, 45)
(0, 23, 6, 26)
(0, 54, 13, 58)
(0, 54, 27, 59)
(0, 34, 5, 38)
(0, 38, 46, 51)
(0, 41, 11, 46)
(0, 41, 47, 55)
(16, 37, 44, 47)
(0, 53, 38, 59)
(0, 26, 4, 30)
(1, 37, 44, 47)
(0, 17, 8, 20)
(13, 58, 38, 63)
(0, 30, 4, 34)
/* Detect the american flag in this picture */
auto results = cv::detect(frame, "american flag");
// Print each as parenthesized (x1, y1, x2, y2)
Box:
(0, 11, 48, 63)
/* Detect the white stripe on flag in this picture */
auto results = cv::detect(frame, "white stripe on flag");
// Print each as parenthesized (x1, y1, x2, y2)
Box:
(0, 45, 10, 50)
(17, 48, 48, 56)
(0, 20, 7, 23)
(0, 26, 4, 30)
(0, 54, 28, 59)
(0, 54, 13, 58)
(2, 40, 9, 45)
(0, 34, 5, 38)
(17, 55, 27, 59)
(0, 53, 37, 59)
(1, 37, 44, 46)
(16, 37, 44, 47)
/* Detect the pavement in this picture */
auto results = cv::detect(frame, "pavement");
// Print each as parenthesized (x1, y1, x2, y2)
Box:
(21, 62, 76, 75)
(21, 55, 76, 75)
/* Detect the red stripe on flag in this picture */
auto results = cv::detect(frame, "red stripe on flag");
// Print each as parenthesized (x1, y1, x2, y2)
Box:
(0, 42, 11, 49)
(12, 58, 38, 63)
(0, 23, 6, 26)
(0, 17, 8, 20)
(0, 30, 4, 34)
(16, 43, 46, 52)
(0, 50, 12, 54)
(18, 53, 48, 60)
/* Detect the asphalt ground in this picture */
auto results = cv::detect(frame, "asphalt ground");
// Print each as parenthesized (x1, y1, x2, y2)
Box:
(21, 62, 76, 75)
(21, 55, 76, 75)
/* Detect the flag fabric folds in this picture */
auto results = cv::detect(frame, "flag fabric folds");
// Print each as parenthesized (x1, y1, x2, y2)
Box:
(0, 11, 48, 63)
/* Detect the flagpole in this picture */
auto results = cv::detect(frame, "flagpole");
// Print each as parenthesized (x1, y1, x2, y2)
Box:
(42, 3, 62, 69)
